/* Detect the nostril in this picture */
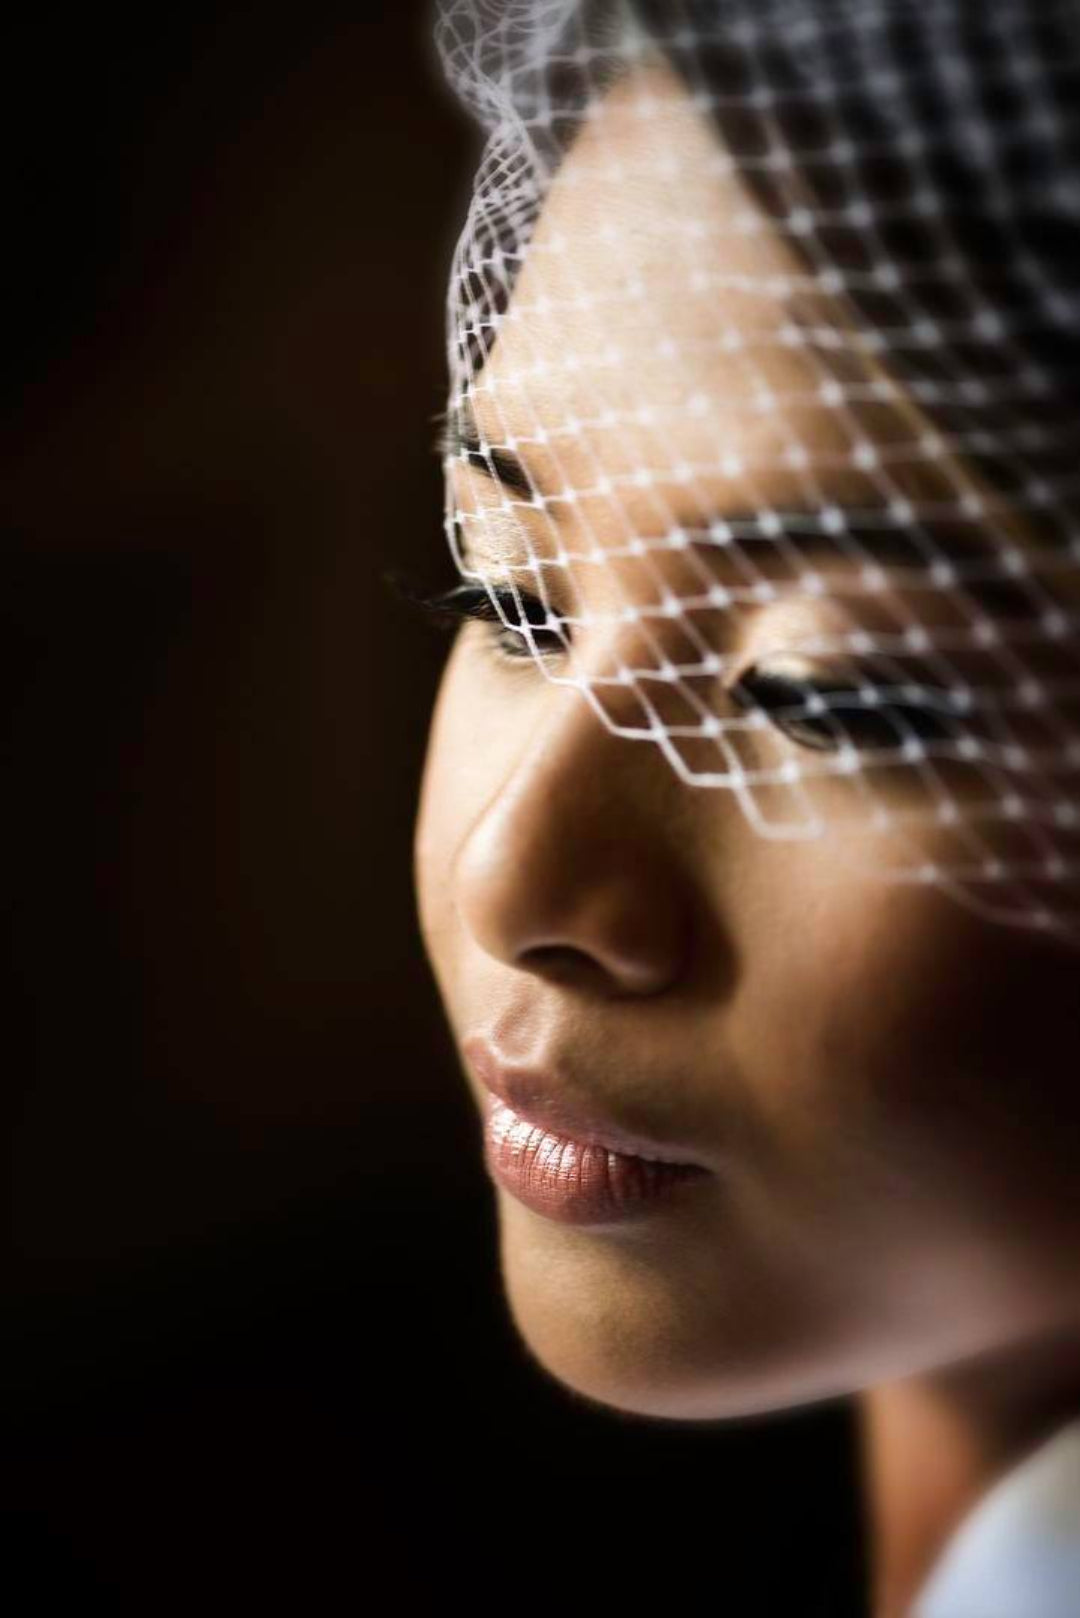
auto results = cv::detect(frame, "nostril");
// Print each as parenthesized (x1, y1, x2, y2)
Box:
(517, 943, 614, 991)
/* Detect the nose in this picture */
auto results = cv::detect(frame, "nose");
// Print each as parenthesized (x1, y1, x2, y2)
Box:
(454, 697, 695, 998)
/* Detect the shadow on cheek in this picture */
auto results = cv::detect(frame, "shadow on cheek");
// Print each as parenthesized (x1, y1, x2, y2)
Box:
(854, 903, 1080, 1201)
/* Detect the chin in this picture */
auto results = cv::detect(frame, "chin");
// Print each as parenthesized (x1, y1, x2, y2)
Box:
(494, 1200, 812, 1423)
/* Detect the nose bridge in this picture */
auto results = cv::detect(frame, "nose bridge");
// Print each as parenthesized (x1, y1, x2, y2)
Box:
(465, 675, 640, 887)
(454, 674, 693, 995)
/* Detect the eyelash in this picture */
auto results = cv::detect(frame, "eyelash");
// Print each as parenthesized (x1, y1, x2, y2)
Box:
(411, 583, 960, 755)
(416, 582, 568, 659)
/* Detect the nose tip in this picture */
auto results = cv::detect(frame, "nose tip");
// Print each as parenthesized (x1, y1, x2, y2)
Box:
(455, 720, 693, 998)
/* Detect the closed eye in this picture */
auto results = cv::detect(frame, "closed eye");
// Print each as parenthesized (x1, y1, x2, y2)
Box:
(730, 664, 968, 756)
(406, 577, 969, 754)
(406, 582, 569, 660)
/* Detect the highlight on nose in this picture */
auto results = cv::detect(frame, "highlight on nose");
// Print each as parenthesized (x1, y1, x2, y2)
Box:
(454, 741, 692, 998)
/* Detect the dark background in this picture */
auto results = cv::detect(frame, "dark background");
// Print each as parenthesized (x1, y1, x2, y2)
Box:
(5, 7, 865, 1610)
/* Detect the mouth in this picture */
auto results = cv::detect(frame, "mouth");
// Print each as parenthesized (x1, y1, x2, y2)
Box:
(464, 1035, 713, 1227)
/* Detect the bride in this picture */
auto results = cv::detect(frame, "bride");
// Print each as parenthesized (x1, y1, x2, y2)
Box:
(414, 5, 1080, 1612)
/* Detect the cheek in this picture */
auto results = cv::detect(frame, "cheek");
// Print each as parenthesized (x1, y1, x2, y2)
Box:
(731, 845, 1079, 1219)
(720, 848, 917, 1186)
(740, 857, 953, 1116)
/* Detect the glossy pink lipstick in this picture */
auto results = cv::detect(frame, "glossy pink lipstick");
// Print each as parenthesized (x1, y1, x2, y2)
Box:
(465, 1037, 711, 1225)
(482, 1095, 710, 1225)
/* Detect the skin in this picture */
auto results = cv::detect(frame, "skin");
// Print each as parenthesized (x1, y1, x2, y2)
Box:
(415, 58, 1080, 1616)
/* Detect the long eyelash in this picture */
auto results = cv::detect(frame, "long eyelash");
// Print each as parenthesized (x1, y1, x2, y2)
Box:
(396, 580, 508, 629)
(389, 574, 565, 660)
(384, 572, 488, 630)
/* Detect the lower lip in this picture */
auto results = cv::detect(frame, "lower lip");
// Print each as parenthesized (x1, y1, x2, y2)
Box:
(482, 1098, 710, 1226)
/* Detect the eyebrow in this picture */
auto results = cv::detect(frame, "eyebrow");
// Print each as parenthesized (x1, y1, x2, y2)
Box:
(438, 399, 540, 502)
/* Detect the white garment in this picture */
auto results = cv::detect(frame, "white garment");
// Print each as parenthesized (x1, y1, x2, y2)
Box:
(913, 1418, 1080, 1617)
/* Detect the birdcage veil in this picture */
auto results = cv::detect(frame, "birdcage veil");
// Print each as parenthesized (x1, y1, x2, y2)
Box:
(434, 0, 1080, 937)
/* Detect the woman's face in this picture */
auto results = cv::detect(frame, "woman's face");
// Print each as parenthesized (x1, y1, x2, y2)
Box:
(415, 60, 1080, 1420)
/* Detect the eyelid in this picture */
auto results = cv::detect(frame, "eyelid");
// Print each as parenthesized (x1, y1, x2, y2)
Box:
(729, 650, 820, 685)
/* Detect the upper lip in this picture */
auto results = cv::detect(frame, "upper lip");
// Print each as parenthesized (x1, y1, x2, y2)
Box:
(463, 1034, 710, 1168)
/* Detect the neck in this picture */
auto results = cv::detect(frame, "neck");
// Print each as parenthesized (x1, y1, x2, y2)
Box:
(859, 1327, 1080, 1618)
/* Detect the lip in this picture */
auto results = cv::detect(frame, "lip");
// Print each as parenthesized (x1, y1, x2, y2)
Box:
(464, 1035, 713, 1226)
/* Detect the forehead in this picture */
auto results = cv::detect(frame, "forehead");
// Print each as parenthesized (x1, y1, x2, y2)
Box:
(469, 56, 921, 514)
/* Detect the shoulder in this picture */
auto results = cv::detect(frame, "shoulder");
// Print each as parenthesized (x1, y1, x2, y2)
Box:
(914, 1417, 1080, 1617)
